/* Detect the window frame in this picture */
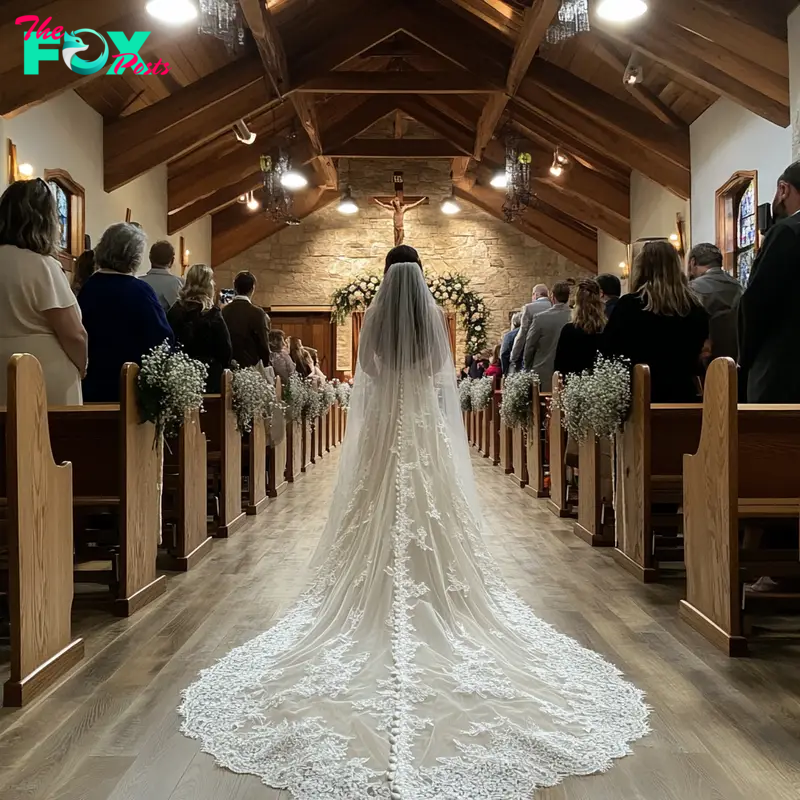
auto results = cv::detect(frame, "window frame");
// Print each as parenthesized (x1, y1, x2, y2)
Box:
(715, 170, 759, 280)
(43, 168, 86, 274)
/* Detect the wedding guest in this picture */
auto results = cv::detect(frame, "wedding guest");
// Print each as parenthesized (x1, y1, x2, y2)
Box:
(167, 264, 232, 393)
(484, 345, 503, 380)
(739, 162, 800, 402)
(509, 284, 551, 373)
(523, 281, 571, 390)
(222, 270, 272, 370)
(72, 248, 96, 296)
(500, 312, 522, 375)
(688, 242, 743, 364)
(306, 347, 327, 385)
(460, 354, 473, 381)
(269, 329, 296, 384)
(468, 353, 485, 380)
(289, 336, 312, 378)
(140, 240, 183, 312)
(604, 240, 709, 403)
(596, 273, 622, 319)
(554, 279, 606, 378)
(0, 178, 87, 405)
(79, 223, 173, 402)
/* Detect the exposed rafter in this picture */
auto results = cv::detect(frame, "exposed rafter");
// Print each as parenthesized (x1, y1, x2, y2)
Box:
(294, 71, 501, 93)
(325, 140, 466, 158)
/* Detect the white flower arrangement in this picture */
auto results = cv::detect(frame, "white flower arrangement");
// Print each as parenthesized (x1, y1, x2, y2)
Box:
(500, 371, 540, 429)
(231, 367, 278, 434)
(137, 340, 207, 440)
(470, 375, 494, 412)
(283, 373, 309, 423)
(459, 378, 473, 412)
(321, 381, 337, 412)
(556, 355, 631, 441)
(335, 380, 352, 411)
(303, 378, 325, 420)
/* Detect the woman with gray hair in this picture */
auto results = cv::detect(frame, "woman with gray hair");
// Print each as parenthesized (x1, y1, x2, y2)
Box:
(78, 222, 173, 402)
(0, 178, 87, 404)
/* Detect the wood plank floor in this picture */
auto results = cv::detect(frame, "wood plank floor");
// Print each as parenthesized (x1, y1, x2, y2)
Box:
(2, 452, 800, 799)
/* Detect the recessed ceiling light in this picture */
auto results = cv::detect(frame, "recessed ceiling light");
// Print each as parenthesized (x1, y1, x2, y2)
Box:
(146, 0, 198, 25)
(596, 0, 648, 23)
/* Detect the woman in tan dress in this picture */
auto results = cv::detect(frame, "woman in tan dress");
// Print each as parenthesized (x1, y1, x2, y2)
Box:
(0, 179, 87, 405)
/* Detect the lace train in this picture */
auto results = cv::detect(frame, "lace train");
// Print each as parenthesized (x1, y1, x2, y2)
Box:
(180, 345, 649, 799)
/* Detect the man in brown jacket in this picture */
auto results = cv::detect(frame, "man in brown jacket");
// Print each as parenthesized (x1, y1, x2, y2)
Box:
(221, 271, 272, 369)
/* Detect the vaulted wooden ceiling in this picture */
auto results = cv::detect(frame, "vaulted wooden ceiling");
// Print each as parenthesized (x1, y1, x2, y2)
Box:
(1, 0, 796, 269)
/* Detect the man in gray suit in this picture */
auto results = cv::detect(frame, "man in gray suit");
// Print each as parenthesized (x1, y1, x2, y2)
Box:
(508, 283, 551, 373)
(688, 243, 743, 363)
(523, 281, 572, 390)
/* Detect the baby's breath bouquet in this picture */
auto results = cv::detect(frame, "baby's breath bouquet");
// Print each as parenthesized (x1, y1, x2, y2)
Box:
(556, 355, 631, 441)
(137, 340, 207, 440)
(335, 380, 352, 411)
(499, 371, 539, 429)
(231, 367, 277, 434)
(459, 378, 473, 412)
(283, 373, 308, 423)
(470, 375, 494, 412)
(304, 378, 325, 420)
(321, 380, 337, 412)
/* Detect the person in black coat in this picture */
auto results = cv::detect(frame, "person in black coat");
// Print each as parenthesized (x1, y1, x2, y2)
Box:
(554, 278, 606, 378)
(739, 162, 800, 403)
(596, 273, 621, 320)
(603, 241, 709, 403)
(167, 264, 232, 393)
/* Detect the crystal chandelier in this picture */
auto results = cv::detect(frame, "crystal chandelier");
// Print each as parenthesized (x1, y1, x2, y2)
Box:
(198, 0, 246, 53)
(260, 152, 299, 225)
(546, 0, 590, 44)
(502, 137, 533, 223)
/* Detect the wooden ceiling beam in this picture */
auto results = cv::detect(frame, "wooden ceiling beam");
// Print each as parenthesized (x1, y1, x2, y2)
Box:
(294, 71, 501, 93)
(395, 97, 476, 155)
(239, 0, 337, 189)
(453, 184, 598, 273)
(325, 140, 466, 158)
(592, 41, 685, 128)
(212, 188, 339, 266)
(104, 59, 272, 192)
(654, 0, 789, 78)
(321, 96, 398, 152)
(592, 12, 790, 127)
(169, 174, 263, 236)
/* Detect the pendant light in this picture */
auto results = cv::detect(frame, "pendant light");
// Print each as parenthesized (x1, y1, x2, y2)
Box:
(280, 169, 308, 190)
(338, 187, 359, 215)
(146, 0, 198, 25)
(490, 172, 508, 189)
(596, 0, 648, 23)
(441, 190, 461, 216)
(246, 191, 260, 212)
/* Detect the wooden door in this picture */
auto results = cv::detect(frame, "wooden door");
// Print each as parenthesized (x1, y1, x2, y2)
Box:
(269, 310, 336, 378)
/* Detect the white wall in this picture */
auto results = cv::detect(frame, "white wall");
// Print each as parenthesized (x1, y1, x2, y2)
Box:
(597, 230, 627, 276)
(690, 97, 791, 245)
(630, 170, 690, 244)
(0, 91, 211, 271)
(789, 7, 800, 161)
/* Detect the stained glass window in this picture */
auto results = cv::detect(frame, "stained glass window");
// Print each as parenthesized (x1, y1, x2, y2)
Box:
(735, 181, 756, 286)
(48, 180, 70, 252)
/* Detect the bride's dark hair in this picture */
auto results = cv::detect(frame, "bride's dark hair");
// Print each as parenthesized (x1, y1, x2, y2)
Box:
(385, 244, 422, 274)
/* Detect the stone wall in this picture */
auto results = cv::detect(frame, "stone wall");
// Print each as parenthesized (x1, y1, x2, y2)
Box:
(215, 159, 592, 372)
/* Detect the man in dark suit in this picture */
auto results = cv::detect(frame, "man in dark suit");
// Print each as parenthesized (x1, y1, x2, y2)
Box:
(500, 312, 522, 375)
(596, 273, 621, 319)
(739, 162, 800, 403)
(688, 243, 743, 363)
(221, 271, 272, 370)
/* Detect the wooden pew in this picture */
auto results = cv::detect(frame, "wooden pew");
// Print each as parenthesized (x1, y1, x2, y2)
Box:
(201, 370, 245, 538)
(162, 408, 211, 570)
(49, 364, 167, 616)
(488, 381, 501, 466)
(302, 417, 314, 472)
(547, 374, 570, 518)
(613, 365, 703, 582)
(525, 385, 550, 498)
(245, 416, 268, 516)
(317, 411, 325, 460)
(680, 358, 800, 655)
(510, 425, 529, 489)
(286, 419, 303, 483)
(267, 379, 288, 497)
(573, 435, 615, 547)
(479, 405, 491, 458)
(2, 354, 84, 707)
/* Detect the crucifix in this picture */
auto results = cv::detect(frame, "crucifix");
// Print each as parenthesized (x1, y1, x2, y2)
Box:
(372, 171, 428, 247)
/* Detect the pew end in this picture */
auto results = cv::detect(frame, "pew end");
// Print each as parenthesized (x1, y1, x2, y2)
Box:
(524, 385, 550, 499)
(2, 354, 85, 707)
(547, 377, 573, 519)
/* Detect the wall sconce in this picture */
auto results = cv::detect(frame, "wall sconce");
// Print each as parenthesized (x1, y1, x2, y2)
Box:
(7, 139, 34, 181)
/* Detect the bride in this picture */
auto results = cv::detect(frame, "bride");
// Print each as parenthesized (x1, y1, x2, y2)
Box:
(180, 248, 649, 799)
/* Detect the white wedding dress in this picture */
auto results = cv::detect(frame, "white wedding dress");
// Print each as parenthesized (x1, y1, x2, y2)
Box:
(180, 262, 649, 799)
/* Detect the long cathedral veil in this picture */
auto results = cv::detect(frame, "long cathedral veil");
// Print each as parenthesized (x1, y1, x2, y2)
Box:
(180, 262, 649, 800)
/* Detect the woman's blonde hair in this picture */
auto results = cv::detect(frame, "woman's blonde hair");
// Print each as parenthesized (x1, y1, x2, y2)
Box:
(0, 179, 60, 256)
(179, 263, 215, 311)
(631, 241, 698, 317)
(571, 278, 606, 335)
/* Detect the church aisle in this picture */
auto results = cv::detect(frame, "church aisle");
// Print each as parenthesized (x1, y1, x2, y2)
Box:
(1, 454, 799, 800)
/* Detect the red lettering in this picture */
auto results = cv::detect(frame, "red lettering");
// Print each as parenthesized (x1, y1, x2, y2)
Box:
(15, 15, 39, 40)
(112, 54, 170, 76)
(158, 61, 170, 76)
(37, 16, 53, 36)
(145, 59, 166, 75)
(110, 54, 138, 74)
(50, 26, 64, 40)
(133, 61, 146, 75)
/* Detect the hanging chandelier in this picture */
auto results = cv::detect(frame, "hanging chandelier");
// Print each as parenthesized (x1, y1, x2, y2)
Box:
(198, 0, 246, 53)
(502, 137, 533, 223)
(260, 152, 300, 224)
(546, 0, 590, 44)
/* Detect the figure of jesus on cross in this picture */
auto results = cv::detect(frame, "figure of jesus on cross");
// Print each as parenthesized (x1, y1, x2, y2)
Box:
(372, 172, 429, 247)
